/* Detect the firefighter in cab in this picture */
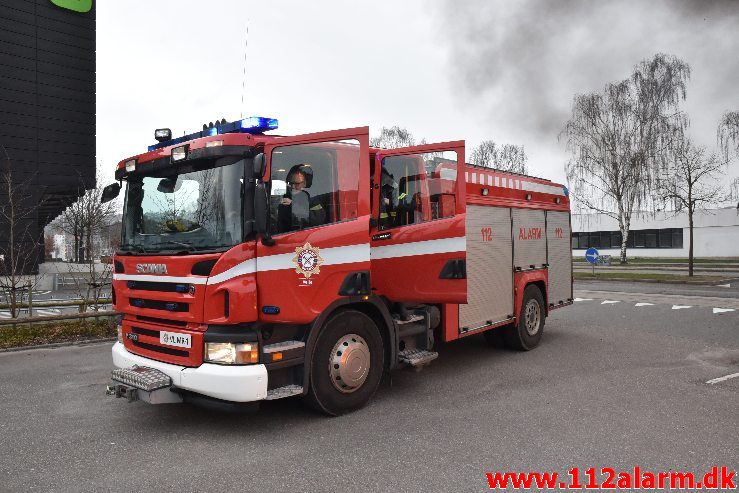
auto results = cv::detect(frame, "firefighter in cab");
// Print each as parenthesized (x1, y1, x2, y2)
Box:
(278, 164, 326, 232)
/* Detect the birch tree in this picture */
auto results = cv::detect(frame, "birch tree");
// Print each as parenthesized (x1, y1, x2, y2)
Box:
(370, 126, 416, 149)
(561, 53, 691, 263)
(470, 140, 528, 174)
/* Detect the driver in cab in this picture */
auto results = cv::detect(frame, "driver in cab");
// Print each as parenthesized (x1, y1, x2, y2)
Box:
(277, 164, 326, 232)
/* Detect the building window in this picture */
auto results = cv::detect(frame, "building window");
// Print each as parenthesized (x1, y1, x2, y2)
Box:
(572, 227, 684, 249)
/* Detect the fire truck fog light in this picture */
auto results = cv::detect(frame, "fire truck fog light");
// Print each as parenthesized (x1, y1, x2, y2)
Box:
(171, 145, 188, 162)
(205, 140, 223, 148)
(125, 159, 136, 172)
(117, 325, 123, 344)
(204, 342, 259, 365)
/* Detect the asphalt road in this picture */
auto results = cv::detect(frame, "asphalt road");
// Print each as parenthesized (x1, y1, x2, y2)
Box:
(0, 281, 737, 492)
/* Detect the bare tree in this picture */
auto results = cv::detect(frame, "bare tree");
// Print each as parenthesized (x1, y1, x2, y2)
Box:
(0, 146, 43, 317)
(58, 174, 118, 311)
(470, 140, 528, 174)
(370, 126, 416, 149)
(656, 138, 725, 276)
(718, 111, 739, 162)
(561, 53, 691, 263)
(718, 111, 739, 201)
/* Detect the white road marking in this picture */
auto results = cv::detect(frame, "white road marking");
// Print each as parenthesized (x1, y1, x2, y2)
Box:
(706, 372, 739, 385)
(712, 307, 736, 314)
(0, 311, 10, 318)
(672, 305, 692, 310)
(601, 300, 620, 304)
(717, 284, 731, 288)
(635, 302, 654, 307)
(574, 298, 593, 302)
(36, 309, 61, 316)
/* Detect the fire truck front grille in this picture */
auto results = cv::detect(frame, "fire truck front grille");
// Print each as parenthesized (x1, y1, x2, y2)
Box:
(136, 315, 187, 327)
(131, 326, 160, 338)
(129, 298, 189, 312)
(126, 280, 193, 293)
(131, 340, 189, 358)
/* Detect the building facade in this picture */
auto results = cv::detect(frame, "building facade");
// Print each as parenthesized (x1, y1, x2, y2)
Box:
(0, 0, 95, 273)
(572, 207, 739, 258)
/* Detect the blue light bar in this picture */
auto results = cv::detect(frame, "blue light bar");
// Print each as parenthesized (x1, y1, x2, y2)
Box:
(148, 116, 279, 151)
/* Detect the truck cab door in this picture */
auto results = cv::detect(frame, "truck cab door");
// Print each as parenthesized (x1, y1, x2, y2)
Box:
(370, 141, 466, 304)
(256, 127, 371, 324)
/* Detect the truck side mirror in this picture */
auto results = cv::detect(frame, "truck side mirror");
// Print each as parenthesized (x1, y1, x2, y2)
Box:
(254, 182, 275, 246)
(101, 183, 121, 203)
(253, 153, 266, 179)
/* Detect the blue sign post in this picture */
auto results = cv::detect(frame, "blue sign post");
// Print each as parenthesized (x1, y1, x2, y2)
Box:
(585, 247, 599, 276)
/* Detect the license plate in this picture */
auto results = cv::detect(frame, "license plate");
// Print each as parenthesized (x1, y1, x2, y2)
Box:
(160, 331, 191, 349)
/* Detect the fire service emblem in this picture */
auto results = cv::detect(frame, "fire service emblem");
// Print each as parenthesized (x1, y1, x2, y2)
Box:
(292, 243, 324, 278)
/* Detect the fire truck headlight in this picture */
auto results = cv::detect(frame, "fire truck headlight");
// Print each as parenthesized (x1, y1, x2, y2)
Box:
(125, 159, 136, 172)
(204, 342, 259, 365)
(171, 145, 188, 162)
(117, 325, 123, 344)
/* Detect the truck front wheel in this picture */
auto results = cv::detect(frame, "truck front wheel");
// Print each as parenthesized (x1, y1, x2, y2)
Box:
(304, 309, 384, 416)
(504, 285, 545, 351)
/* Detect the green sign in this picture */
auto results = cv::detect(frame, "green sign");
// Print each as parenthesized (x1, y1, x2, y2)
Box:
(50, 0, 92, 13)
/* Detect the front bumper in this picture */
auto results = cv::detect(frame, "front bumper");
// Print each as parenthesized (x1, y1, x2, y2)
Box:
(111, 342, 268, 402)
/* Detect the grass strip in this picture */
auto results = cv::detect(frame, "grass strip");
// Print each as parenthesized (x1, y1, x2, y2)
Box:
(573, 257, 739, 264)
(573, 272, 727, 283)
(0, 319, 116, 349)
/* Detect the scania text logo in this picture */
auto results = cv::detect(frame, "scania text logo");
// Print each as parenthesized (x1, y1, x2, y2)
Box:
(136, 264, 168, 274)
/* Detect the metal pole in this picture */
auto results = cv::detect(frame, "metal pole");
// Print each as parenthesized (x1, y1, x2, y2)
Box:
(27, 280, 33, 328)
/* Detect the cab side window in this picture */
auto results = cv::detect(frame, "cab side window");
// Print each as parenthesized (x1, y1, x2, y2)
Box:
(269, 140, 360, 235)
(379, 151, 457, 230)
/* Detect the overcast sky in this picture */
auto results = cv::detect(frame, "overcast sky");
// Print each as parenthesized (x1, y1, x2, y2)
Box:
(97, 0, 739, 189)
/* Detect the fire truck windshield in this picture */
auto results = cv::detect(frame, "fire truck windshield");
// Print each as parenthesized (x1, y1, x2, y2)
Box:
(120, 157, 244, 254)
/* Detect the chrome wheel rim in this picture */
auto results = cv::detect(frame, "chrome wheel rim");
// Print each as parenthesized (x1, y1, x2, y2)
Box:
(524, 300, 541, 336)
(329, 334, 371, 393)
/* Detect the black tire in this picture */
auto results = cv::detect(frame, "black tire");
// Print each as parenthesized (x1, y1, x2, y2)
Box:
(504, 285, 545, 351)
(304, 310, 384, 416)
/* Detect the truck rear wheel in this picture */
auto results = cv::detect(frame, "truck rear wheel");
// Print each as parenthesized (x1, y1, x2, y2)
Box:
(504, 285, 545, 351)
(304, 309, 384, 416)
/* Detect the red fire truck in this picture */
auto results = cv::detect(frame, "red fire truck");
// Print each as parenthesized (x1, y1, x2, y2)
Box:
(103, 117, 572, 415)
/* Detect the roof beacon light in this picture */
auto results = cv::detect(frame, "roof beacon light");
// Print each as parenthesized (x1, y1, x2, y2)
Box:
(154, 128, 172, 142)
(148, 116, 279, 151)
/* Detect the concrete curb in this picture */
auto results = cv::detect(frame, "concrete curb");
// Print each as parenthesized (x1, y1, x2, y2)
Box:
(0, 337, 116, 354)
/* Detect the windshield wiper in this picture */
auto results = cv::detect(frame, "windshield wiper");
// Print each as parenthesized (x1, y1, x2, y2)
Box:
(120, 244, 150, 253)
(157, 240, 191, 249)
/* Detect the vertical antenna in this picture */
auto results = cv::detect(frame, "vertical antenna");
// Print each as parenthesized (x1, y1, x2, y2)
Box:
(240, 22, 249, 119)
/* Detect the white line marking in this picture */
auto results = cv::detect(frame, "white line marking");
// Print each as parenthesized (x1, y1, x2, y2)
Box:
(601, 300, 620, 304)
(574, 298, 593, 302)
(36, 309, 60, 316)
(712, 307, 736, 314)
(717, 284, 731, 288)
(0, 311, 10, 318)
(706, 372, 739, 385)
(672, 305, 692, 310)
(635, 302, 654, 307)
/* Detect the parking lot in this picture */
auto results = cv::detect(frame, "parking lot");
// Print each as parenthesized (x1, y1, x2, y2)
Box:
(0, 280, 736, 492)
